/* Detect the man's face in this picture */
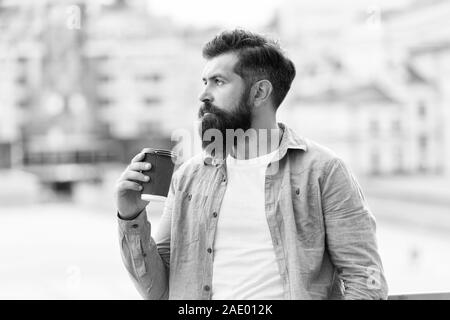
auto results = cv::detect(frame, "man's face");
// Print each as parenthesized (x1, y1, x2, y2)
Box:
(197, 52, 253, 152)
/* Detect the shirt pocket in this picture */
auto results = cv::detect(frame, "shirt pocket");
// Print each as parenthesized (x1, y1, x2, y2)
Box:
(173, 189, 208, 248)
(291, 178, 324, 247)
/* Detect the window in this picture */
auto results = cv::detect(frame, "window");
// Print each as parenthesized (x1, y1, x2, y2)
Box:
(95, 55, 110, 62)
(17, 56, 28, 64)
(369, 119, 379, 137)
(392, 120, 401, 133)
(418, 135, 428, 172)
(370, 151, 381, 175)
(419, 135, 428, 149)
(418, 101, 427, 119)
(97, 74, 113, 83)
(137, 74, 162, 82)
(16, 76, 27, 86)
(17, 99, 30, 109)
(0, 143, 11, 168)
(97, 97, 113, 107)
(143, 97, 161, 106)
(393, 147, 404, 174)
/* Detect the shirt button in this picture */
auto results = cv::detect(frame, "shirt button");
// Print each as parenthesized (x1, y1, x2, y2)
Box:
(187, 194, 192, 200)
(207, 248, 212, 254)
(204, 285, 210, 291)
(212, 212, 217, 218)
(204, 157, 213, 166)
(295, 188, 300, 195)
(222, 178, 227, 184)
(132, 224, 139, 229)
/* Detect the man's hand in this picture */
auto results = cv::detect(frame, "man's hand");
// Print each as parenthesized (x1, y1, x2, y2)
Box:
(115, 152, 152, 220)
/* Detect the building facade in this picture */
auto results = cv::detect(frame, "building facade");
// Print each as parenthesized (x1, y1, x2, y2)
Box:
(275, 0, 450, 176)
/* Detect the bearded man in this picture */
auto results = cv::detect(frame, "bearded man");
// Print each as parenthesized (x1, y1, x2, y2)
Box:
(115, 29, 388, 300)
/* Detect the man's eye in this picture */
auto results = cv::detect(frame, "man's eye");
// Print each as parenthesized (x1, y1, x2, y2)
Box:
(215, 79, 224, 85)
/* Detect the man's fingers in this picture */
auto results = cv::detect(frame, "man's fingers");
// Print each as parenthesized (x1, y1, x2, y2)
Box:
(128, 162, 151, 172)
(122, 170, 150, 183)
(130, 152, 145, 163)
(117, 180, 143, 192)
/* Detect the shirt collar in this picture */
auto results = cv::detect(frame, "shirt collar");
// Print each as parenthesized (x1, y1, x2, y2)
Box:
(202, 122, 307, 166)
(278, 122, 308, 152)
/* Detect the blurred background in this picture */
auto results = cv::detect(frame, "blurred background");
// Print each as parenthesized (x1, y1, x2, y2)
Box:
(0, 0, 449, 299)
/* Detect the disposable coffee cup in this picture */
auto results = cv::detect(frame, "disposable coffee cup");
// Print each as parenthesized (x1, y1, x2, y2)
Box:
(140, 148, 176, 202)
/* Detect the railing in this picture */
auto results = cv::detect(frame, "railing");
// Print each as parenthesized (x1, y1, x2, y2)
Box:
(388, 292, 450, 300)
(21, 149, 116, 183)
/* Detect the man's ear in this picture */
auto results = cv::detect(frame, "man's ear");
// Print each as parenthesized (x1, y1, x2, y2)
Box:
(250, 80, 273, 107)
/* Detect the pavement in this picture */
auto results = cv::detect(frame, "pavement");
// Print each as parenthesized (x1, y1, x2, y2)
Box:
(0, 197, 449, 299)
(0, 203, 141, 299)
(1, 170, 450, 298)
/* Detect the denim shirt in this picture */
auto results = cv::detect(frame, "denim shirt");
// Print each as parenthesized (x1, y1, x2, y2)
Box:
(118, 122, 388, 300)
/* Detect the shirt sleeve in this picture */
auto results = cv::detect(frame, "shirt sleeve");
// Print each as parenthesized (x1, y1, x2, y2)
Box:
(320, 157, 389, 300)
(117, 173, 177, 300)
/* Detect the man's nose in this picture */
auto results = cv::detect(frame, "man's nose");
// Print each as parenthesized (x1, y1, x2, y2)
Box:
(198, 87, 213, 103)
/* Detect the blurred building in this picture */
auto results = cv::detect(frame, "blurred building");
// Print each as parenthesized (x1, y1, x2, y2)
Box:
(280, 83, 404, 175)
(382, 0, 450, 176)
(83, 0, 203, 143)
(0, 0, 208, 185)
(0, 1, 41, 169)
(276, 0, 450, 176)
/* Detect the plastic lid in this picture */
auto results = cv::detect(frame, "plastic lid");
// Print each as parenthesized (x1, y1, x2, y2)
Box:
(141, 148, 175, 157)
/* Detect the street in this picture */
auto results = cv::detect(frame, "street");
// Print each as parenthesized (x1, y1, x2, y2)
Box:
(1, 195, 450, 299)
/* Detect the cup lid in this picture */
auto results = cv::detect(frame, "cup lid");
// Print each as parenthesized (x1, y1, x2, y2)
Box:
(142, 148, 175, 157)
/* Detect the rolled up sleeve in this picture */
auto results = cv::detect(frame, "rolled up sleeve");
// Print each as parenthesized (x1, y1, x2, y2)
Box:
(321, 158, 388, 300)
(118, 208, 170, 300)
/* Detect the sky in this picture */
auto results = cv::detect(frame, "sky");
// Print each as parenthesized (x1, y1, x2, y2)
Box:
(145, 0, 413, 29)
(146, 0, 282, 29)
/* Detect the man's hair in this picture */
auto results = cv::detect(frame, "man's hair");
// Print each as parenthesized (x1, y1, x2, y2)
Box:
(202, 29, 296, 110)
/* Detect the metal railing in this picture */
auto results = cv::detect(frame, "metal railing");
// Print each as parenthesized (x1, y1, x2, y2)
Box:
(388, 292, 450, 300)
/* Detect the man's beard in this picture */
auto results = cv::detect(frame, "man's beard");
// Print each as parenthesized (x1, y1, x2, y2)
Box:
(197, 92, 252, 158)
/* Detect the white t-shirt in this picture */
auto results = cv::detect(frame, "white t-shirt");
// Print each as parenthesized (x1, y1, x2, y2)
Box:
(211, 148, 284, 300)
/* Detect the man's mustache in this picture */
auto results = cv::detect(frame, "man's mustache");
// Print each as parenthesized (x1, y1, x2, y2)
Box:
(198, 102, 223, 118)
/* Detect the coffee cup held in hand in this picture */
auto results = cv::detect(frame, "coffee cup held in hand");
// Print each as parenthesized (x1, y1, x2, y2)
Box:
(140, 148, 176, 202)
